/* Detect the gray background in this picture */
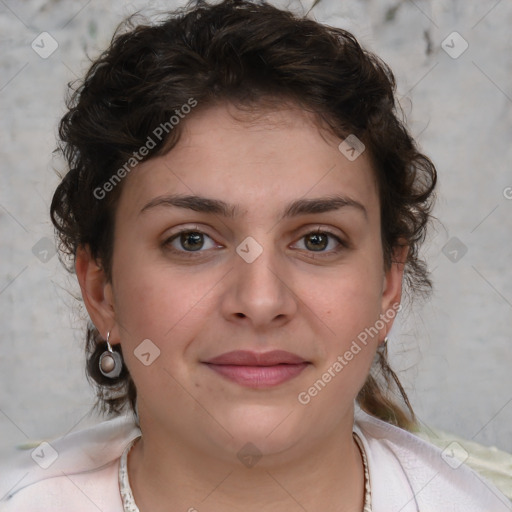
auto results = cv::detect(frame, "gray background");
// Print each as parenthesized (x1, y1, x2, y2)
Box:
(1, 0, 511, 465)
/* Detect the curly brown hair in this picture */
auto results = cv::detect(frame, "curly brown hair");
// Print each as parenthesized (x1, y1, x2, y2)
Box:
(51, 0, 436, 429)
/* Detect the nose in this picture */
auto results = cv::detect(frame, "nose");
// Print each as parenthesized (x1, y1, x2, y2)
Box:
(220, 242, 298, 331)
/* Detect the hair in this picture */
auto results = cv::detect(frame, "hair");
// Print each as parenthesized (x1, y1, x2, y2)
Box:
(51, 0, 436, 430)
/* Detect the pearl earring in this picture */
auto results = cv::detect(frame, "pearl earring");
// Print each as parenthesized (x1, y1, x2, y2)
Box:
(99, 331, 123, 378)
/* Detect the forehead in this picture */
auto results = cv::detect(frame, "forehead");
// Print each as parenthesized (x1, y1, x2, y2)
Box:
(116, 103, 379, 222)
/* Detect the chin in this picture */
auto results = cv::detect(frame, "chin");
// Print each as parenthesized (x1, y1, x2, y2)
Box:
(207, 403, 309, 462)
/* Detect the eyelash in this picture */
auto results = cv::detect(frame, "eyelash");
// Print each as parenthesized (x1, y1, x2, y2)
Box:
(162, 227, 348, 258)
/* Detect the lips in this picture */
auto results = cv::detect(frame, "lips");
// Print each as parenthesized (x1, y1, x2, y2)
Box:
(206, 350, 307, 366)
(203, 350, 310, 388)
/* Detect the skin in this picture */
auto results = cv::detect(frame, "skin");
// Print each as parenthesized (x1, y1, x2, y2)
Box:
(76, 102, 406, 512)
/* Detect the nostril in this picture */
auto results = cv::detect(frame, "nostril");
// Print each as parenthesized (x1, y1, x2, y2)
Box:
(235, 312, 246, 318)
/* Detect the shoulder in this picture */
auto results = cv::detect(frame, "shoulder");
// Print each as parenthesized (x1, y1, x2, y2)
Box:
(0, 415, 141, 512)
(353, 409, 512, 512)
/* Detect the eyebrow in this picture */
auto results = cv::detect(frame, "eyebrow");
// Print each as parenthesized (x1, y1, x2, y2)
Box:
(139, 193, 368, 220)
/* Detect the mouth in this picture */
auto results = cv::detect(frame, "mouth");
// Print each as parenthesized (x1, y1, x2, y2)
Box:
(203, 350, 311, 388)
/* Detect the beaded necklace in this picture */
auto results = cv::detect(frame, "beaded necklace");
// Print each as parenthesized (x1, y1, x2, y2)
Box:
(119, 433, 372, 511)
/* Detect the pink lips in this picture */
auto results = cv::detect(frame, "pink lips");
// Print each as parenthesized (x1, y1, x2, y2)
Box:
(203, 350, 310, 388)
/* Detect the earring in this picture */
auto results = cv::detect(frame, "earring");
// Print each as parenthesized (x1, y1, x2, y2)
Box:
(377, 336, 389, 352)
(99, 331, 123, 378)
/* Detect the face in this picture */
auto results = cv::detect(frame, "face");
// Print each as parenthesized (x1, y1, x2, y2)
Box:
(79, 102, 404, 463)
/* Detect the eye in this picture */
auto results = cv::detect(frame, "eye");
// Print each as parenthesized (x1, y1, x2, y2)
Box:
(164, 229, 219, 253)
(162, 227, 346, 257)
(293, 229, 346, 254)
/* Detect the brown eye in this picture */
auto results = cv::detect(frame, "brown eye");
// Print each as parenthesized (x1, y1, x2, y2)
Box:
(292, 229, 346, 256)
(304, 232, 329, 251)
(179, 231, 204, 251)
(164, 230, 218, 254)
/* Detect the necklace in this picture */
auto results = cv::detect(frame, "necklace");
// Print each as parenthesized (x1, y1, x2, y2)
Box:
(118, 437, 140, 512)
(353, 431, 373, 512)
(119, 433, 372, 511)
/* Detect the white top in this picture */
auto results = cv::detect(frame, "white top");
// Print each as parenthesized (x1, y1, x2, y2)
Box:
(1, 409, 510, 512)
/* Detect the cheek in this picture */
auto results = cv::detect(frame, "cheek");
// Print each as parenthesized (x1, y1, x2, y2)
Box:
(110, 264, 203, 400)
(110, 245, 216, 361)
(299, 288, 381, 415)
(314, 260, 384, 335)
(305, 258, 384, 383)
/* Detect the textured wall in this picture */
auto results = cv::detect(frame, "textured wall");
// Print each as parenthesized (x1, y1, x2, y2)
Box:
(1, 0, 511, 465)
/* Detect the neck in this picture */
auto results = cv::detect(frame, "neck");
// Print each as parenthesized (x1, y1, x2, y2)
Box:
(128, 414, 365, 512)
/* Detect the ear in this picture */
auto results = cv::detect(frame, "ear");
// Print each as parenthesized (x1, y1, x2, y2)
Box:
(379, 244, 409, 338)
(75, 245, 119, 344)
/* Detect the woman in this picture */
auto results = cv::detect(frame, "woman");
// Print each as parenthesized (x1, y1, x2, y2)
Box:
(1, 0, 510, 510)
